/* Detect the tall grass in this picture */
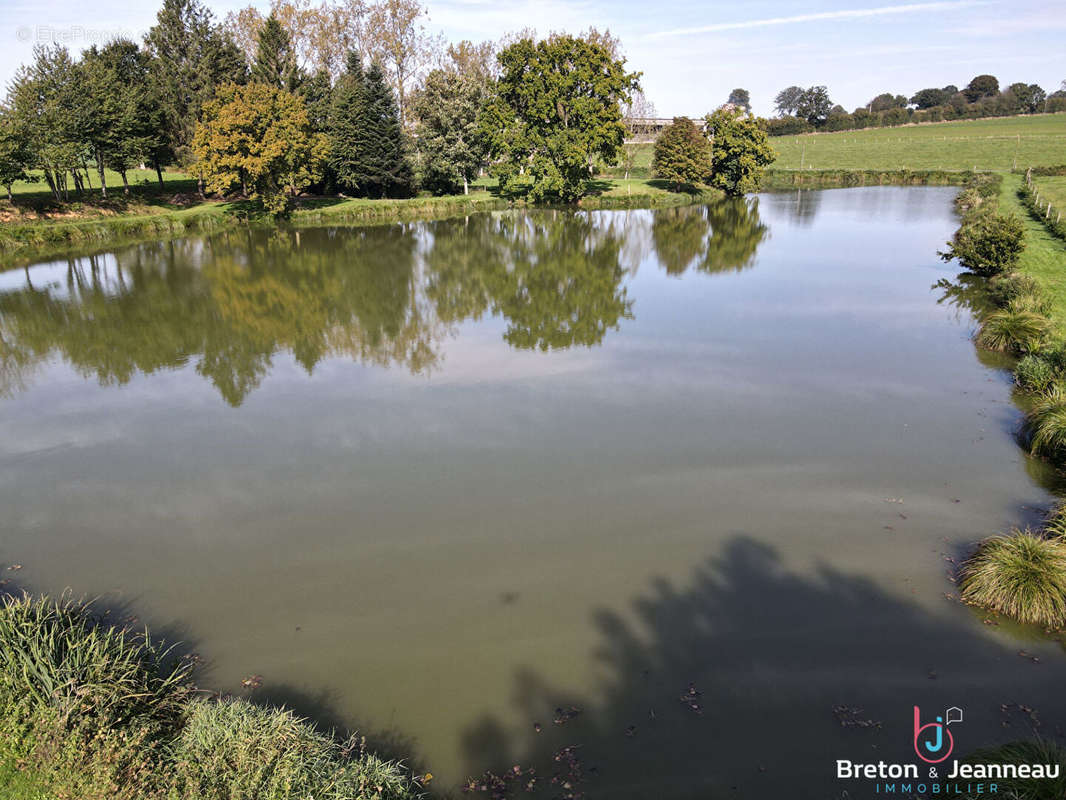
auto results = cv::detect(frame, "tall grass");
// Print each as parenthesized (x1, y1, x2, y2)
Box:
(172, 697, 421, 800)
(0, 594, 423, 800)
(976, 308, 1048, 353)
(960, 739, 1066, 800)
(959, 531, 1066, 628)
(0, 594, 192, 799)
(1027, 386, 1066, 456)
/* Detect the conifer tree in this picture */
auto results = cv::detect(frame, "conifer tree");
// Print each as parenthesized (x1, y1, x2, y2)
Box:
(362, 63, 413, 197)
(327, 53, 412, 198)
(327, 52, 370, 194)
(251, 14, 300, 91)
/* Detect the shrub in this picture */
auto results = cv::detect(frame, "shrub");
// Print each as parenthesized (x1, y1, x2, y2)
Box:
(1015, 355, 1058, 394)
(169, 697, 422, 800)
(652, 117, 711, 190)
(1028, 385, 1066, 456)
(959, 530, 1066, 628)
(940, 210, 1026, 276)
(976, 308, 1048, 353)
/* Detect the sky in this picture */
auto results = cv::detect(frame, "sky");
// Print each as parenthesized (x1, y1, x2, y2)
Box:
(0, 0, 1063, 116)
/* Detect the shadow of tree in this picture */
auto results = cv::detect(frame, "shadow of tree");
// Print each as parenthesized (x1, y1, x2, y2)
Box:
(460, 537, 1066, 799)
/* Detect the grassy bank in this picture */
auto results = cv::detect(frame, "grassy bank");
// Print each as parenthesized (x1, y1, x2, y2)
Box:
(999, 174, 1066, 341)
(0, 593, 423, 800)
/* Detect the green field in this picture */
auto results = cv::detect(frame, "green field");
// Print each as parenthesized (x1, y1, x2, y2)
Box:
(769, 114, 1066, 172)
(1032, 175, 1066, 214)
(999, 174, 1066, 340)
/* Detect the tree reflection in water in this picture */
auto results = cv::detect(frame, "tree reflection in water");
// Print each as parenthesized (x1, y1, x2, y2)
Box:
(651, 197, 768, 276)
(0, 199, 767, 404)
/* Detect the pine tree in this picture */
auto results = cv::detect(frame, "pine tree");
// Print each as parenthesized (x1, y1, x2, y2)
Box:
(251, 14, 299, 91)
(327, 52, 371, 194)
(145, 0, 247, 164)
(362, 63, 412, 197)
(327, 53, 412, 198)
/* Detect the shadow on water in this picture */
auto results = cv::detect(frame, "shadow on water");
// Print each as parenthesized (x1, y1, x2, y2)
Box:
(252, 682, 432, 773)
(458, 537, 1066, 799)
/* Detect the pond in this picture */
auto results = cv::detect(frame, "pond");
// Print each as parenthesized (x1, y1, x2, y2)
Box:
(2, 187, 1065, 797)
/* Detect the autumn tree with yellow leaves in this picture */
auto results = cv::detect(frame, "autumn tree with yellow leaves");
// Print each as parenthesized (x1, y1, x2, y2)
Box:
(192, 82, 327, 214)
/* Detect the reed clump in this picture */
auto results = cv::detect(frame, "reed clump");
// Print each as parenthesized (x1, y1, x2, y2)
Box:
(959, 530, 1066, 629)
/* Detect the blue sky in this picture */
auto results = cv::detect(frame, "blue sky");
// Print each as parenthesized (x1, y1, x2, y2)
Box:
(1, 0, 1063, 116)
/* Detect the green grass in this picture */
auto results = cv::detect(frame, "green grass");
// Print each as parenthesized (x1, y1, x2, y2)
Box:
(769, 114, 1066, 171)
(999, 174, 1066, 341)
(0, 757, 48, 800)
(0, 594, 423, 800)
(959, 530, 1066, 629)
(1032, 176, 1066, 210)
(10, 167, 192, 199)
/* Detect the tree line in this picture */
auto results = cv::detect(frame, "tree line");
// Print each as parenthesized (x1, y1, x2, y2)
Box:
(762, 75, 1066, 135)
(0, 0, 783, 213)
(0, 0, 643, 211)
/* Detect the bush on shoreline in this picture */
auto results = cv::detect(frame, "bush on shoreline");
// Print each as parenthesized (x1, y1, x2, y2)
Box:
(940, 208, 1026, 276)
(959, 530, 1066, 629)
(0, 593, 422, 800)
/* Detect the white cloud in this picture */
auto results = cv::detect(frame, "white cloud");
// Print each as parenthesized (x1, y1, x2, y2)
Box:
(648, 1, 982, 38)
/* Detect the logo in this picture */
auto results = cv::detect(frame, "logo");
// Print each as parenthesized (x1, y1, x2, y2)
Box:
(913, 705, 963, 763)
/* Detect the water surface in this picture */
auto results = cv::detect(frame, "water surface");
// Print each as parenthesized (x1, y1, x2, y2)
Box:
(2, 187, 1064, 797)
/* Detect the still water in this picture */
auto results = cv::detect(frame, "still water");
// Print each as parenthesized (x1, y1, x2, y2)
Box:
(2, 187, 1065, 797)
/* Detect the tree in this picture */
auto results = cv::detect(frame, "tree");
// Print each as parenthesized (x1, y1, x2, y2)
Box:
(963, 74, 999, 103)
(411, 69, 488, 194)
(222, 5, 265, 63)
(0, 109, 31, 202)
(910, 87, 948, 109)
(704, 106, 775, 196)
(1007, 82, 1045, 113)
(480, 35, 640, 203)
(869, 92, 905, 112)
(727, 88, 751, 111)
(192, 82, 327, 213)
(774, 85, 804, 116)
(7, 45, 85, 202)
(327, 53, 411, 197)
(652, 117, 710, 190)
(796, 86, 832, 125)
(446, 39, 497, 83)
(81, 40, 158, 196)
(252, 14, 301, 90)
(145, 0, 247, 164)
(364, 0, 441, 126)
(298, 69, 334, 133)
